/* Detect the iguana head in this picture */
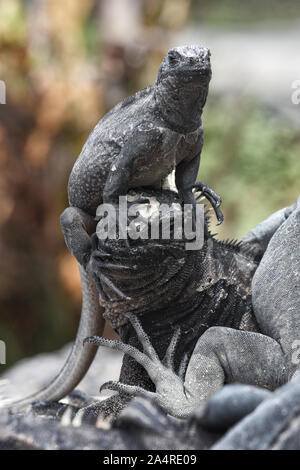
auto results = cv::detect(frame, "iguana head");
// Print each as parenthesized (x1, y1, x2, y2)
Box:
(155, 45, 212, 131)
(157, 45, 211, 89)
(89, 188, 203, 328)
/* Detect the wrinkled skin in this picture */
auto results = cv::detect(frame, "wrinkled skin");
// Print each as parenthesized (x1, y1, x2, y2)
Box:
(85, 195, 300, 419)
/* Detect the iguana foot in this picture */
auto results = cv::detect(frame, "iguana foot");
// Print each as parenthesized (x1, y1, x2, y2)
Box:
(88, 233, 132, 300)
(94, 272, 130, 300)
(84, 313, 192, 418)
(87, 249, 130, 301)
(192, 181, 223, 225)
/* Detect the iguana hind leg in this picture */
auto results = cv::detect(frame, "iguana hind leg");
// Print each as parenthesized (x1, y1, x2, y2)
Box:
(184, 327, 287, 401)
(84, 313, 189, 416)
(85, 314, 288, 418)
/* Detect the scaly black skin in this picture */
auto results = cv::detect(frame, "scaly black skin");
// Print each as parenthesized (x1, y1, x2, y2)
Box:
(79, 189, 298, 420)
(84, 193, 299, 419)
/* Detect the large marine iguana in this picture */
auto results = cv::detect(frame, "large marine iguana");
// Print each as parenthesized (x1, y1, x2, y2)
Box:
(2, 186, 297, 423)
(84, 193, 300, 419)
(2, 45, 223, 410)
(56, 188, 294, 421)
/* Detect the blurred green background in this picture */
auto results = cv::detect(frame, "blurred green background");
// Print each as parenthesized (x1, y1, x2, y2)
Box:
(0, 0, 299, 369)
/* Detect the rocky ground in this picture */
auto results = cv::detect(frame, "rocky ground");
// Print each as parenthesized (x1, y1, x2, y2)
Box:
(1, 346, 300, 450)
(0, 344, 122, 404)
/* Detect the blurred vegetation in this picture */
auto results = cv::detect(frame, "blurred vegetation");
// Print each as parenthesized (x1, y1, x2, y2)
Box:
(201, 98, 300, 239)
(0, 0, 299, 369)
(192, 0, 300, 25)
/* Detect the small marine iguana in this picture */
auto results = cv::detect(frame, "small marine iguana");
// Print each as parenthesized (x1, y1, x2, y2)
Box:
(67, 44, 222, 219)
(84, 193, 300, 418)
(3, 45, 222, 410)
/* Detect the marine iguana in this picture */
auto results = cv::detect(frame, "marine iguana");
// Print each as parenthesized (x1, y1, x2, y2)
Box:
(2, 45, 223, 410)
(84, 192, 300, 418)
(67, 44, 222, 219)
(3, 187, 297, 424)
(63, 188, 295, 420)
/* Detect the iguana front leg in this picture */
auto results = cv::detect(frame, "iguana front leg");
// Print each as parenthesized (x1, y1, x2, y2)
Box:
(60, 207, 96, 267)
(175, 154, 223, 225)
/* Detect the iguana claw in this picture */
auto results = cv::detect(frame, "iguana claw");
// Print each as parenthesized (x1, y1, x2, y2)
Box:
(192, 181, 223, 225)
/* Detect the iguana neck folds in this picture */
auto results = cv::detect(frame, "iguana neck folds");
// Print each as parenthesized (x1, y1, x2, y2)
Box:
(154, 85, 205, 134)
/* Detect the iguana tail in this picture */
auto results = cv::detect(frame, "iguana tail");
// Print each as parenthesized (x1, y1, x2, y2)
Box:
(0, 265, 105, 411)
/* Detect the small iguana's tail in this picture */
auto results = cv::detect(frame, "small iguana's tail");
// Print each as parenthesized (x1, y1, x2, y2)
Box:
(0, 265, 105, 411)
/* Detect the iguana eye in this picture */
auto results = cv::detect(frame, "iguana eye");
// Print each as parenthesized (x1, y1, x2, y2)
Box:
(168, 52, 179, 65)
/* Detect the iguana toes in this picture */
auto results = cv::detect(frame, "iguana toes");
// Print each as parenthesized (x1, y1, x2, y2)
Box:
(84, 190, 299, 419)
